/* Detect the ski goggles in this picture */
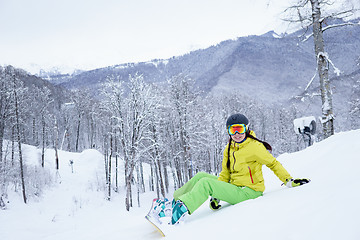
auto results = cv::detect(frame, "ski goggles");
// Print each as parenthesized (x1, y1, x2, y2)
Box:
(228, 124, 247, 135)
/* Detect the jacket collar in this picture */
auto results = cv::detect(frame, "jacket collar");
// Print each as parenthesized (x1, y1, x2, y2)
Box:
(231, 137, 249, 149)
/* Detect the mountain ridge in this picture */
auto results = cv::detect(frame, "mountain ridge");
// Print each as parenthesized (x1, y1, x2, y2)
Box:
(35, 19, 359, 131)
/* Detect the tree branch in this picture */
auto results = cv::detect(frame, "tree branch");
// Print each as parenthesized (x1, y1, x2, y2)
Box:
(322, 22, 356, 32)
(302, 21, 356, 42)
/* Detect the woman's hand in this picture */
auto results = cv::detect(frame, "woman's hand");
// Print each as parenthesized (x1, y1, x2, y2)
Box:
(209, 197, 221, 210)
(285, 178, 311, 188)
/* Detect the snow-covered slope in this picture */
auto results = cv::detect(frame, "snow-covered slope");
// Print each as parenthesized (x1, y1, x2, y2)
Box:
(1, 130, 360, 240)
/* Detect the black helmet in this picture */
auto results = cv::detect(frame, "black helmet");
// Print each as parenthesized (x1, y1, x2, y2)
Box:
(226, 114, 249, 128)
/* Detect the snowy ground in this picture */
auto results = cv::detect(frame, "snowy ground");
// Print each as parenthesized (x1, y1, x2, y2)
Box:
(1, 129, 360, 240)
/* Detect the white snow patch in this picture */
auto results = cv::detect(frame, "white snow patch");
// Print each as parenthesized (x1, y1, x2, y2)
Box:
(1, 130, 360, 240)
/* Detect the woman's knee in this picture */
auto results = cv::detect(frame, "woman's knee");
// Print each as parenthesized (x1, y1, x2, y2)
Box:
(196, 177, 216, 193)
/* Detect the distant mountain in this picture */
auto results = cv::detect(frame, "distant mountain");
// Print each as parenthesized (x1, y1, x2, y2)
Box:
(55, 20, 359, 107)
(4, 65, 71, 109)
(38, 68, 84, 85)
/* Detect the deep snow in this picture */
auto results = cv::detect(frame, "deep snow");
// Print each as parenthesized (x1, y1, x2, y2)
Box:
(1, 129, 360, 240)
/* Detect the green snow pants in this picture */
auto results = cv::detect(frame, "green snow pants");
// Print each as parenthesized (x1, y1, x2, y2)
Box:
(173, 172, 263, 214)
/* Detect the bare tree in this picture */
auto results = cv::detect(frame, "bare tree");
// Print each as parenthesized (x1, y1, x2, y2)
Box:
(30, 86, 53, 167)
(54, 118, 60, 171)
(102, 73, 160, 210)
(0, 67, 13, 172)
(6, 66, 27, 203)
(349, 78, 360, 129)
(168, 74, 198, 183)
(283, 0, 359, 138)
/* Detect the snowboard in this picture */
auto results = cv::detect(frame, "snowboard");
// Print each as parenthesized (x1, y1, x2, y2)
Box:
(145, 214, 167, 237)
(145, 198, 173, 237)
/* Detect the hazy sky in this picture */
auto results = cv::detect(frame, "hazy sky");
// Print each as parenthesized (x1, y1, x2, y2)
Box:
(0, 0, 305, 74)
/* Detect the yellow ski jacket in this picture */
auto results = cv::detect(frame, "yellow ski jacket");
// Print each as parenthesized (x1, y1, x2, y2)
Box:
(218, 131, 292, 192)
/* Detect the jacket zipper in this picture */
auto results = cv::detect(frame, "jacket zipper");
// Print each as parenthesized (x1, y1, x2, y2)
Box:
(248, 166, 254, 184)
(232, 151, 236, 171)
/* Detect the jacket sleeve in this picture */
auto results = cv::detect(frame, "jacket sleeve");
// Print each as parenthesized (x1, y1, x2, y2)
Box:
(254, 142, 292, 183)
(218, 144, 230, 183)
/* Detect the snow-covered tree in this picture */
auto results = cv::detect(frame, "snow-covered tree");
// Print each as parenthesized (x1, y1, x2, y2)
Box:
(167, 74, 199, 184)
(102, 73, 161, 210)
(283, 0, 359, 138)
(5, 66, 27, 203)
(28, 86, 53, 167)
(349, 78, 360, 129)
(0, 66, 13, 168)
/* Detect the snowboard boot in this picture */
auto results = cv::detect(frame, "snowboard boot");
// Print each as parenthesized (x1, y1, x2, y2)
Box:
(171, 200, 188, 225)
(147, 198, 171, 223)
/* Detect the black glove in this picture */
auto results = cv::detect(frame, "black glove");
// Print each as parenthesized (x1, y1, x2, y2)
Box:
(285, 178, 311, 188)
(209, 197, 221, 210)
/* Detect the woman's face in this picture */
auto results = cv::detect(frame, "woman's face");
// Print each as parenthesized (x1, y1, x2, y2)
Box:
(231, 132, 246, 143)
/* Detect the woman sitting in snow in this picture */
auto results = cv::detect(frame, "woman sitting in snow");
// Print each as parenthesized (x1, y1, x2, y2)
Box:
(147, 113, 309, 225)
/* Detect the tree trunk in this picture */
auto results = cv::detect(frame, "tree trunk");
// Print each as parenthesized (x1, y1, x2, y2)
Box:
(163, 161, 169, 194)
(11, 126, 15, 167)
(310, 0, 334, 138)
(0, 121, 4, 168)
(156, 158, 165, 198)
(174, 156, 183, 187)
(107, 134, 112, 201)
(32, 118, 37, 146)
(115, 151, 119, 193)
(136, 162, 140, 207)
(125, 164, 134, 211)
(125, 154, 134, 211)
(54, 121, 59, 170)
(75, 118, 81, 152)
(125, 179, 131, 211)
(14, 81, 26, 204)
(41, 116, 45, 167)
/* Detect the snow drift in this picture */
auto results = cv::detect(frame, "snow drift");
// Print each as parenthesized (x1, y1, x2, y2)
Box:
(1, 129, 360, 240)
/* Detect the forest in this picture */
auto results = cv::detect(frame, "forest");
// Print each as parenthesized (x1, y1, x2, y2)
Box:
(1, 64, 320, 210)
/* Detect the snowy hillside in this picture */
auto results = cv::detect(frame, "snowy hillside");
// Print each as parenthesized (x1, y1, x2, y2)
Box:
(1, 129, 360, 240)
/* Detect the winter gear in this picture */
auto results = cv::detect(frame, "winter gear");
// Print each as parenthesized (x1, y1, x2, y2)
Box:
(218, 131, 292, 192)
(161, 198, 172, 217)
(146, 198, 162, 224)
(145, 198, 172, 236)
(285, 178, 311, 188)
(209, 197, 221, 210)
(145, 215, 166, 237)
(174, 172, 262, 214)
(171, 200, 188, 225)
(147, 198, 172, 222)
(226, 114, 249, 129)
(228, 124, 247, 135)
